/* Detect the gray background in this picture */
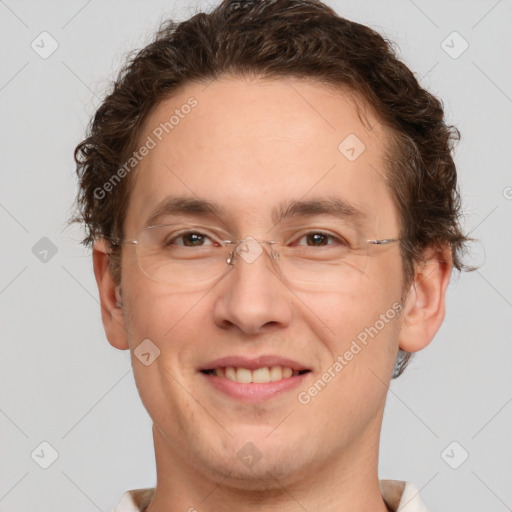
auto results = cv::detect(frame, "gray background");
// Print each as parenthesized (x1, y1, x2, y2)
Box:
(1, 0, 511, 510)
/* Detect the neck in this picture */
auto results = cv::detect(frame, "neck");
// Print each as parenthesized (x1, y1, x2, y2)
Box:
(146, 415, 391, 512)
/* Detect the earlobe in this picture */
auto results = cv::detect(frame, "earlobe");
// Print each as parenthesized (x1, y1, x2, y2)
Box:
(398, 246, 452, 353)
(92, 239, 129, 350)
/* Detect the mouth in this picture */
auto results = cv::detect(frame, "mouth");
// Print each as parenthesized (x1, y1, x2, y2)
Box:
(198, 356, 312, 403)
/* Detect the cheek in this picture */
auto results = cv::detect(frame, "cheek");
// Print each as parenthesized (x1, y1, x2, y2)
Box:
(299, 270, 402, 339)
(298, 298, 401, 431)
(122, 284, 207, 436)
(121, 261, 204, 343)
(299, 271, 403, 394)
(121, 280, 206, 410)
(320, 295, 400, 369)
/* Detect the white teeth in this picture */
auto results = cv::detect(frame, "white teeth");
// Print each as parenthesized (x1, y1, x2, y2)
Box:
(269, 366, 282, 382)
(282, 367, 293, 378)
(252, 367, 270, 383)
(236, 367, 252, 383)
(225, 366, 237, 381)
(216, 366, 300, 383)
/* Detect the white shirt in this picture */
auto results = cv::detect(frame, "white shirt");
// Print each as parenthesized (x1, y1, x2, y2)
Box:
(112, 480, 430, 512)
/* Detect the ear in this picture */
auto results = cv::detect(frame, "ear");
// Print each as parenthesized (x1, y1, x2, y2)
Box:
(398, 245, 452, 352)
(92, 238, 129, 350)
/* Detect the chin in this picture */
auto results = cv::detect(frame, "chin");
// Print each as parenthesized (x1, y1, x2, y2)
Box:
(194, 440, 309, 491)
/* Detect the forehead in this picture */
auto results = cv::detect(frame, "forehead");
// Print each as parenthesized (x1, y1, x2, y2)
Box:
(124, 76, 397, 233)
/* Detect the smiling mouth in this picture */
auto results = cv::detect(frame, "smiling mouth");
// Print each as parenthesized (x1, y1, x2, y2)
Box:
(201, 366, 311, 384)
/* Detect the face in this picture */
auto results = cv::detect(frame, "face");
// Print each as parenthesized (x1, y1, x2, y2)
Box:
(111, 76, 407, 487)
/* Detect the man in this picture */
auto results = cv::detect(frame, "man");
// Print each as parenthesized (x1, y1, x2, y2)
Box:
(72, 0, 468, 510)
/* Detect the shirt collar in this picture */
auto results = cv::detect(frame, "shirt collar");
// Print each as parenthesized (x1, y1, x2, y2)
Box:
(112, 480, 430, 512)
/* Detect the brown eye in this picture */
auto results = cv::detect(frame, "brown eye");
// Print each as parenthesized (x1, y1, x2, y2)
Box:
(305, 233, 330, 246)
(293, 231, 346, 247)
(164, 231, 214, 247)
(181, 232, 208, 247)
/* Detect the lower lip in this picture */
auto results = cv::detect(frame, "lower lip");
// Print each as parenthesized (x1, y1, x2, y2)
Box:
(200, 372, 310, 403)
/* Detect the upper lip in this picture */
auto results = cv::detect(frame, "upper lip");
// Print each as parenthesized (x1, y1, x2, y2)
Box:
(199, 355, 310, 372)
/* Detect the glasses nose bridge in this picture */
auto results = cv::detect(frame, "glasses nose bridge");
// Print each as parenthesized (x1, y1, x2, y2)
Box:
(225, 236, 279, 267)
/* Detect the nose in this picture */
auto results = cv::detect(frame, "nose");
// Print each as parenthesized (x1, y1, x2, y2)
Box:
(213, 239, 293, 335)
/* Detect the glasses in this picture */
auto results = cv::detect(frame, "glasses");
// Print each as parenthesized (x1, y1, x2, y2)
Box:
(111, 223, 399, 290)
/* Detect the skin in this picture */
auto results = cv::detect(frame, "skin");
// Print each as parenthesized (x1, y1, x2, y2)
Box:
(93, 76, 452, 511)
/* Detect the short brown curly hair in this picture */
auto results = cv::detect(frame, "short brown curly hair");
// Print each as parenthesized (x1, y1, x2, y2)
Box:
(71, 0, 470, 377)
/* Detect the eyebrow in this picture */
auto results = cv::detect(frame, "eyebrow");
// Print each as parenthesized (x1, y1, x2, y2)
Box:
(145, 196, 226, 227)
(145, 195, 366, 228)
(271, 197, 366, 226)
